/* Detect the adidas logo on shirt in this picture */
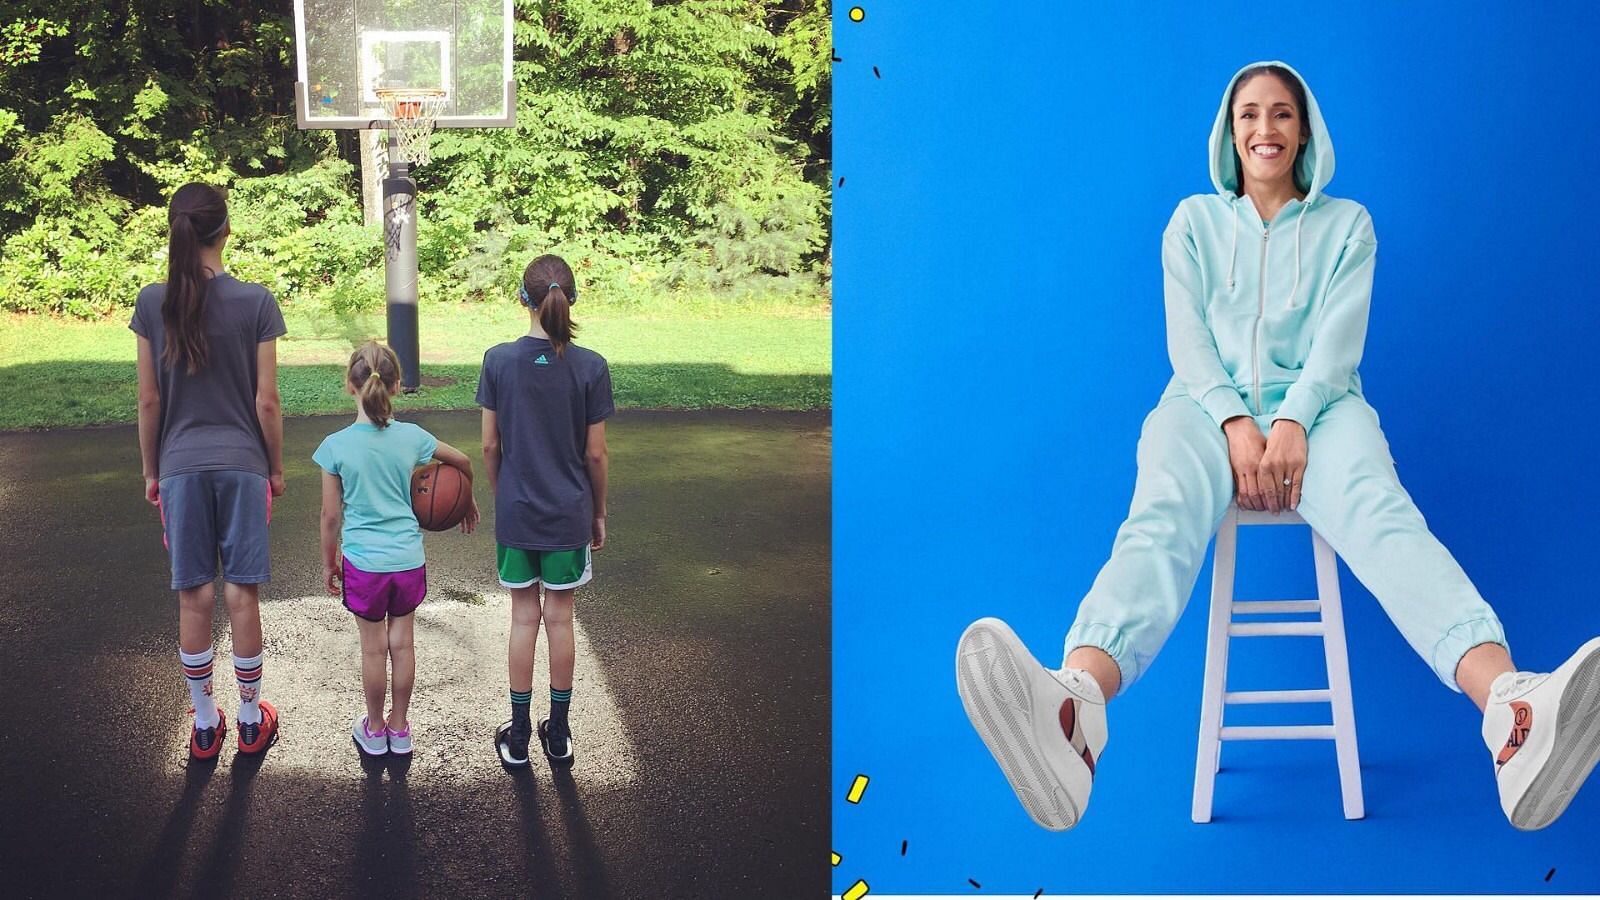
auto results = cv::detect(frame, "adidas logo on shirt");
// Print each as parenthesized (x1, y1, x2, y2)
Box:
(534, 354, 549, 365)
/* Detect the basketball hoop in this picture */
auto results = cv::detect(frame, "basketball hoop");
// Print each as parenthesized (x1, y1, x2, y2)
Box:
(375, 88, 448, 166)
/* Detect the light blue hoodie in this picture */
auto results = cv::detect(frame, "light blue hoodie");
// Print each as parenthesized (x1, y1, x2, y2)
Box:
(1162, 61, 1377, 434)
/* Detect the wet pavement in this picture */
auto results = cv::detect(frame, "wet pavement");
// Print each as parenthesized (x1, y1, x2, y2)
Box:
(0, 409, 830, 898)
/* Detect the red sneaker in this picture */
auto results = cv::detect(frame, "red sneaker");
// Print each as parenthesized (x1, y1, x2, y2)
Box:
(237, 700, 279, 755)
(189, 708, 228, 761)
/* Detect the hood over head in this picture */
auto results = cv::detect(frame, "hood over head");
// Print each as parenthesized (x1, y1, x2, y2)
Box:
(1209, 61, 1334, 202)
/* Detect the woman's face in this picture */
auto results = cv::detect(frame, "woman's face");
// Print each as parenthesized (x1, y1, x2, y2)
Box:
(1231, 73, 1308, 192)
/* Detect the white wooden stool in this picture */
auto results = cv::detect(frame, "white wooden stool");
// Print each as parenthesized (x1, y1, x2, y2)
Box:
(1191, 504, 1363, 822)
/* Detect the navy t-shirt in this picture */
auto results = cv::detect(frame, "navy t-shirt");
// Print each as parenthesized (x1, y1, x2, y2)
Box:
(129, 274, 287, 479)
(476, 337, 614, 550)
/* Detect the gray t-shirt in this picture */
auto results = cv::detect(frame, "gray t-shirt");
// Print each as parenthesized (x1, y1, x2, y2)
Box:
(129, 274, 287, 480)
(476, 337, 614, 550)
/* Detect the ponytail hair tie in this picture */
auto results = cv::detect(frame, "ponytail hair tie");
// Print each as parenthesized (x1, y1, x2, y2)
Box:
(367, 370, 382, 383)
(198, 214, 229, 242)
(518, 280, 578, 307)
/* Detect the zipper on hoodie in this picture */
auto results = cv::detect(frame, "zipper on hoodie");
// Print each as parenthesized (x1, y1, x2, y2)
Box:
(1254, 225, 1268, 415)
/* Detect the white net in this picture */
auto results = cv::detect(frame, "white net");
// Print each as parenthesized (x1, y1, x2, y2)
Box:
(375, 88, 448, 167)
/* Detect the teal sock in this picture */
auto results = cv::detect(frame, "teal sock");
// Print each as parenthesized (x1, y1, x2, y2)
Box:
(550, 686, 571, 729)
(510, 689, 532, 730)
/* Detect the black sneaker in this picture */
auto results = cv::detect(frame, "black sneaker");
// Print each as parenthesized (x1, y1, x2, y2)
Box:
(496, 719, 531, 769)
(538, 718, 575, 766)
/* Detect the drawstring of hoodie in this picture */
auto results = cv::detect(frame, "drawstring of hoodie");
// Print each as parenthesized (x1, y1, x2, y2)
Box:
(1287, 198, 1310, 307)
(1226, 196, 1240, 290)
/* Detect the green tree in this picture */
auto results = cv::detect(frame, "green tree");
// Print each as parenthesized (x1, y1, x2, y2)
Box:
(0, 0, 831, 317)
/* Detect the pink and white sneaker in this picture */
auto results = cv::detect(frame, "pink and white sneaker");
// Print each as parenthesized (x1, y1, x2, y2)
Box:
(386, 722, 413, 755)
(1483, 636, 1600, 830)
(956, 617, 1108, 831)
(352, 714, 389, 756)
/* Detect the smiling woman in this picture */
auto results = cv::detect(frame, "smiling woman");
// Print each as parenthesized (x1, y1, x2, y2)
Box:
(1228, 65, 1311, 206)
(955, 59, 1600, 835)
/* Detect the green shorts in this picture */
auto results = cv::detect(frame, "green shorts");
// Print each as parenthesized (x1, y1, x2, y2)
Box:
(497, 543, 593, 590)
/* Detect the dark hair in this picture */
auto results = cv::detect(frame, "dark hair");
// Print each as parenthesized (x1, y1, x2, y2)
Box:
(1228, 65, 1310, 193)
(348, 341, 401, 428)
(162, 183, 229, 374)
(522, 254, 578, 357)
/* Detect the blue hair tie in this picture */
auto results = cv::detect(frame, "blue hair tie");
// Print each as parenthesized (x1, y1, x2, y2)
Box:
(518, 281, 578, 307)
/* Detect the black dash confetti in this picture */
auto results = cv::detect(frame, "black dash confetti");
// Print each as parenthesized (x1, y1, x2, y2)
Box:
(968, 878, 981, 889)
(900, 840, 907, 856)
(1546, 869, 1556, 882)
(873, 66, 881, 78)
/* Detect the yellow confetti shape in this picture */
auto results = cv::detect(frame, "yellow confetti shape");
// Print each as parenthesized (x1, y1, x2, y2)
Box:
(846, 774, 869, 803)
(832, 851, 842, 866)
(843, 879, 870, 900)
(848, 6, 865, 22)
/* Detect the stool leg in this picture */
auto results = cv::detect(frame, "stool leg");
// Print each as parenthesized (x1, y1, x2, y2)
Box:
(1193, 507, 1237, 823)
(1314, 531, 1365, 820)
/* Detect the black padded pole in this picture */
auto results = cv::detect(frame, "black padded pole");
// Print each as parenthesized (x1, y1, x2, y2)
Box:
(382, 135, 420, 392)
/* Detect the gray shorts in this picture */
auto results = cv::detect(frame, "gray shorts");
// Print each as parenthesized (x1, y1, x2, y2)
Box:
(157, 470, 272, 590)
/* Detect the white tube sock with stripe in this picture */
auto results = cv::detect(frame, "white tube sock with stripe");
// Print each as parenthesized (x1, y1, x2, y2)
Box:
(180, 647, 219, 729)
(234, 652, 263, 726)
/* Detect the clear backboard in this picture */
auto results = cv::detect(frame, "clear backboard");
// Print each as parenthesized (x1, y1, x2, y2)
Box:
(293, 0, 515, 129)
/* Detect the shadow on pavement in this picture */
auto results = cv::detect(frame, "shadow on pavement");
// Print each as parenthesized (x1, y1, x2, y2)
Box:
(354, 751, 418, 899)
(550, 767, 611, 899)
(511, 769, 570, 898)
(137, 758, 219, 896)
(195, 749, 268, 894)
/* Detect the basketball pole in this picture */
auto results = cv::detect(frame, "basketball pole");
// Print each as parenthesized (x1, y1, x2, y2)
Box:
(382, 133, 421, 392)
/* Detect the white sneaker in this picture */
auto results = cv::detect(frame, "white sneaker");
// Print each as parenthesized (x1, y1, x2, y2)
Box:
(385, 722, 413, 755)
(956, 617, 1107, 831)
(1482, 636, 1600, 830)
(352, 714, 389, 756)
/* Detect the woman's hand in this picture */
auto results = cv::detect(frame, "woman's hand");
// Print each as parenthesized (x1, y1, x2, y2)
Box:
(591, 516, 606, 551)
(144, 476, 160, 507)
(1260, 420, 1308, 511)
(323, 563, 342, 597)
(269, 472, 286, 497)
(1222, 417, 1268, 511)
(459, 497, 480, 535)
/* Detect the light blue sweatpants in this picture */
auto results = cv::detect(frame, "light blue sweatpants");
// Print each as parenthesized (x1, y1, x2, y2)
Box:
(1064, 389, 1507, 694)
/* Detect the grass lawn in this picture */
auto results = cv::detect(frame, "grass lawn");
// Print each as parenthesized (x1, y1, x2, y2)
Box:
(0, 299, 830, 430)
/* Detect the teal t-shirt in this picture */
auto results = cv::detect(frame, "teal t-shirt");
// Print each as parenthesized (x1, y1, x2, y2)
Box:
(312, 419, 438, 572)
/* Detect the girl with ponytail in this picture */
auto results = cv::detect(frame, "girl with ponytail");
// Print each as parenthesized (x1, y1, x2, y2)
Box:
(132, 182, 287, 760)
(518, 257, 577, 357)
(482, 254, 614, 769)
(314, 341, 478, 758)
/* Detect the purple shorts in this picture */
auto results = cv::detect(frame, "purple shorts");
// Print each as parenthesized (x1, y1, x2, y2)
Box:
(342, 558, 427, 621)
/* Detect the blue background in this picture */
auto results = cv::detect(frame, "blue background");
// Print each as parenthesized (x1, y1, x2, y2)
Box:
(833, 0, 1600, 894)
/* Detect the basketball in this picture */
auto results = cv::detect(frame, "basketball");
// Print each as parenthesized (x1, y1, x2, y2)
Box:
(411, 462, 472, 531)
